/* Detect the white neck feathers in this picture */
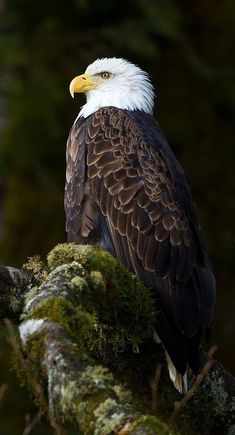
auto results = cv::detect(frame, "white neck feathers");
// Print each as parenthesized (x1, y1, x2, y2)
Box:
(76, 58, 155, 119)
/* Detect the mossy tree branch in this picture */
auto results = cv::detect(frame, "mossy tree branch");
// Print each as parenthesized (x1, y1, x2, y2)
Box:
(1, 244, 235, 434)
(17, 245, 168, 434)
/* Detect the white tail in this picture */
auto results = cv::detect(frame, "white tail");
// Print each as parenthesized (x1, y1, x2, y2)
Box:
(165, 351, 188, 393)
(153, 332, 187, 393)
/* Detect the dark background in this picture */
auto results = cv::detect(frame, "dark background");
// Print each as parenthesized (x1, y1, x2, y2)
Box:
(0, 0, 234, 433)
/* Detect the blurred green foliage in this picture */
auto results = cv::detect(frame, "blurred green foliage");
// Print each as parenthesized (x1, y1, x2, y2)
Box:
(0, 0, 235, 432)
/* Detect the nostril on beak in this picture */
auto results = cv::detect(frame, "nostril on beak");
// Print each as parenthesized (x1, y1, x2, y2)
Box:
(82, 76, 86, 80)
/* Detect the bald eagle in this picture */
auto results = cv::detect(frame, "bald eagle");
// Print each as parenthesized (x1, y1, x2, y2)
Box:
(65, 58, 215, 392)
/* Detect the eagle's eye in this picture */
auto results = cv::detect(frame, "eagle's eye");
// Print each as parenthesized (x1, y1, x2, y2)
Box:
(100, 72, 110, 79)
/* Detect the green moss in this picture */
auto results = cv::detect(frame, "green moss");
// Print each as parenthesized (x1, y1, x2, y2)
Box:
(9, 294, 23, 315)
(25, 331, 47, 377)
(47, 243, 118, 280)
(18, 244, 168, 432)
(59, 365, 123, 434)
(76, 392, 114, 434)
(80, 365, 114, 391)
(113, 384, 133, 404)
(47, 243, 94, 271)
(89, 271, 106, 292)
(23, 286, 39, 307)
(44, 244, 157, 363)
(71, 276, 90, 291)
(129, 415, 169, 434)
(29, 297, 97, 348)
(12, 331, 48, 413)
(89, 248, 117, 282)
(59, 379, 110, 430)
(22, 255, 48, 285)
(14, 243, 235, 434)
(47, 244, 154, 319)
(47, 244, 156, 321)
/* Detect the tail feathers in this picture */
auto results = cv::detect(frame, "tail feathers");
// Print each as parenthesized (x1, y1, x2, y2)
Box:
(165, 351, 187, 393)
(152, 330, 188, 393)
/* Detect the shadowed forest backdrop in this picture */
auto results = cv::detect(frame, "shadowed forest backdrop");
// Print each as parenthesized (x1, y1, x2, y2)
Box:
(0, 0, 235, 433)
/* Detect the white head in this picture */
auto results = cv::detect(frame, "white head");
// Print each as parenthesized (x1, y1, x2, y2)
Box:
(69, 57, 155, 119)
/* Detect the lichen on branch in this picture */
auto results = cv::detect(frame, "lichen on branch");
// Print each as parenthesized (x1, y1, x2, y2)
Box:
(17, 243, 167, 434)
(4, 243, 235, 434)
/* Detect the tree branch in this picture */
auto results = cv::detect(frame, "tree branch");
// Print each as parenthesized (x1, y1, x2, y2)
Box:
(2, 244, 235, 434)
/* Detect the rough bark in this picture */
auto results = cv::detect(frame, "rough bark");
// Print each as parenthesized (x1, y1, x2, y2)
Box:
(1, 243, 235, 434)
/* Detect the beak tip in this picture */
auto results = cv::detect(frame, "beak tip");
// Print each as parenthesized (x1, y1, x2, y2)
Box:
(69, 85, 74, 99)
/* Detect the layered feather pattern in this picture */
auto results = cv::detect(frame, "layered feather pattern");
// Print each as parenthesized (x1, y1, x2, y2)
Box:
(65, 107, 215, 377)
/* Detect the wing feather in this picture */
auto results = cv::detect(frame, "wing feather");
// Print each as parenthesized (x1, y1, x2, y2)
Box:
(86, 107, 213, 292)
(65, 107, 215, 374)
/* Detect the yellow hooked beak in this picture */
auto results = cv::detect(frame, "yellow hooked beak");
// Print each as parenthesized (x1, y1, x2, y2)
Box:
(69, 73, 97, 98)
